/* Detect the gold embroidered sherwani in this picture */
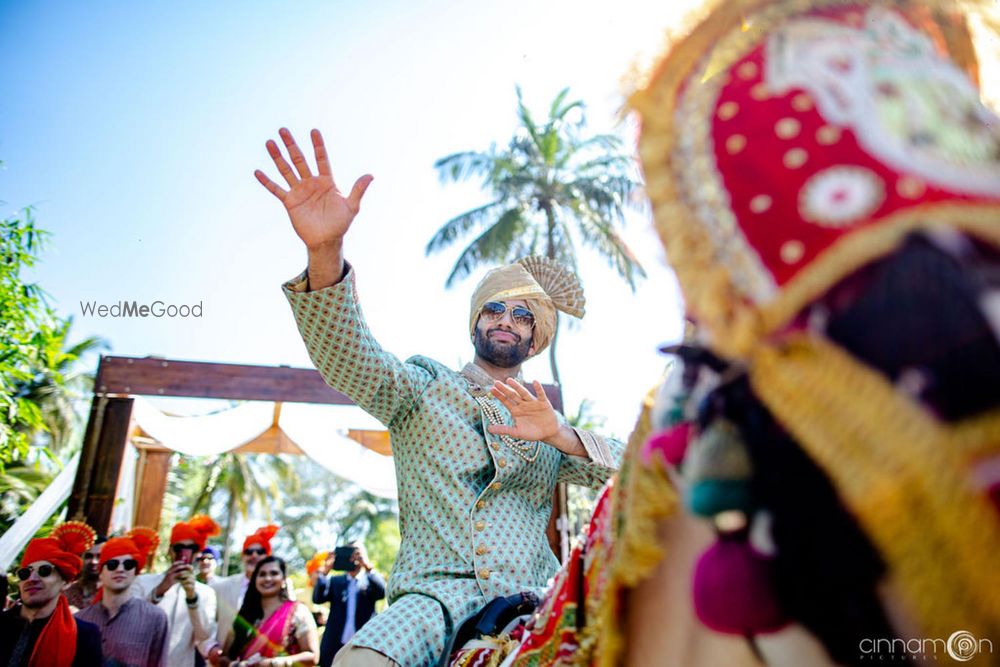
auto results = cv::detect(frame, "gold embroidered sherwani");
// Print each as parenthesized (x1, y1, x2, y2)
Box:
(283, 265, 622, 666)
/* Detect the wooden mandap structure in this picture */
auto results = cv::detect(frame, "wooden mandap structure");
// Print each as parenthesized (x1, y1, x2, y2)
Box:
(66, 355, 570, 558)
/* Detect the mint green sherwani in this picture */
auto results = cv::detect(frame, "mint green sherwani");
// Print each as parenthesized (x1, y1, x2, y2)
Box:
(283, 265, 622, 666)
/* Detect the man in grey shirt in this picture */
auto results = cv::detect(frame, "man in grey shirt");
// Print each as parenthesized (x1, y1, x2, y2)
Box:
(76, 535, 168, 667)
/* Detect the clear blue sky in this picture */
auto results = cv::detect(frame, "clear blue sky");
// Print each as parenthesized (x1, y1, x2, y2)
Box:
(1, 0, 693, 438)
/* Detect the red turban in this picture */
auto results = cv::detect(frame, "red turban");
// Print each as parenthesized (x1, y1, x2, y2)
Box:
(20, 521, 96, 581)
(19, 523, 95, 666)
(98, 529, 158, 574)
(243, 525, 279, 554)
(169, 515, 220, 550)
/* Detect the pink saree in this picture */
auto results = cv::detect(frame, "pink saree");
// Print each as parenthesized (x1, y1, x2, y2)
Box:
(242, 600, 299, 659)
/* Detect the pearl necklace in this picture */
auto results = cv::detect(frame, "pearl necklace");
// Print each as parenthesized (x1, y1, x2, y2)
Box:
(473, 394, 541, 463)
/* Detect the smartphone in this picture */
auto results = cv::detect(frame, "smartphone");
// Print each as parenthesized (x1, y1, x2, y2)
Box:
(331, 545, 357, 571)
(176, 547, 195, 565)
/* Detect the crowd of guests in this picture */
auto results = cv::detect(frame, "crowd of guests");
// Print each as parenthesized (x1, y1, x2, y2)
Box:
(1, 517, 384, 667)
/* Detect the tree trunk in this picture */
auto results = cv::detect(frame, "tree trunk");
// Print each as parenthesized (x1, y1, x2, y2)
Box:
(221, 491, 237, 576)
(543, 204, 562, 386)
(548, 315, 562, 387)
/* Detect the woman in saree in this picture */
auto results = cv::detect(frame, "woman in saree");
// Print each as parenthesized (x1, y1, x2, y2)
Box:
(211, 556, 319, 667)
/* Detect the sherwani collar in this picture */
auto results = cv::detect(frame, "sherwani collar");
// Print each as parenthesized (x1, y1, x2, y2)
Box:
(459, 362, 523, 397)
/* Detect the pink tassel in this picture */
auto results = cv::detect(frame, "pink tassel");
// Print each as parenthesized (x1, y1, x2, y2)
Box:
(641, 423, 692, 467)
(693, 539, 789, 635)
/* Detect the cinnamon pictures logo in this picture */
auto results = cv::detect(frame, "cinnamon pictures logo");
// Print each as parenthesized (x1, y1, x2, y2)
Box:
(860, 631, 994, 662)
(79, 300, 203, 318)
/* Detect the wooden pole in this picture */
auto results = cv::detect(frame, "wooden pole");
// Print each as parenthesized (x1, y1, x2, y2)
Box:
(67, 395, 107, 523)
(66, 397, 133, 534)
(132, 445, 173, 531)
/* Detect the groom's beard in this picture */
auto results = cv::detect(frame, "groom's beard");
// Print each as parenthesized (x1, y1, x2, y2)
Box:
(474, 327, 532, 368)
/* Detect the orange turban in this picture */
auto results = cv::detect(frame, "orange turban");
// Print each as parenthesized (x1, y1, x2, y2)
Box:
(243, 525, 279, 554)
(20, 521, 96, 581)
(306, 551, 329, 576)
(98, 528, 159, 573)
(169, 515, 221, 550)
(19, 522, 95, 667)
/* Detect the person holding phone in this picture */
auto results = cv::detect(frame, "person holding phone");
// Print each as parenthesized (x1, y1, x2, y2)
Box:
(311, 544, 385, 667)
(132, 515, 219, 666)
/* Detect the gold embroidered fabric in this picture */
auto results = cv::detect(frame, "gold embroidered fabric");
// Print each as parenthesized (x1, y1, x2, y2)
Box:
(749, 334, 1000, 640)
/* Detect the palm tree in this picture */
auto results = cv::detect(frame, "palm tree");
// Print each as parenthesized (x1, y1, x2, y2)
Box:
(186, 452, 300, 573)
(429, 87, 646, 384)
(0, 461, 53, 534)
(0, 318, 107, 535)
(15, 317, 108, 452)
(335, 491, 398, 542)
(272, 458, 399, 569)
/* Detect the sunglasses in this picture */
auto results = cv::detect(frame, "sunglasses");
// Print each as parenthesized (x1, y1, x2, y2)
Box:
(171, 544, 197, 555)
(104, 559, 138, 572)
(243, 547, 266, 556)
(195, 555, 214, 563)
(480, 301, 535, 328)
(16, 564, 56, 581)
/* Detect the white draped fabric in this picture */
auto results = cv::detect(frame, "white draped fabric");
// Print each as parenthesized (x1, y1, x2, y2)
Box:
(131, 398, 397, 499)
(110, 440, 138, 532)
(131, 399, 276, 457)
(0, 453, 79, 571)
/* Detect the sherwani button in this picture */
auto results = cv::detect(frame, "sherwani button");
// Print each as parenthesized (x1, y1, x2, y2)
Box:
(498, 458, 507, 468)
(476, 500, 486, 510)
(475, 544, 488, 555)
(475, 520, 486, 531)
(478, 568, 491, 580)
(490, 482, 501, 491)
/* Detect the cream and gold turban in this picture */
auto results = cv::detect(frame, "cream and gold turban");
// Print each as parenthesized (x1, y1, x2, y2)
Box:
(469, 256, 586, 358)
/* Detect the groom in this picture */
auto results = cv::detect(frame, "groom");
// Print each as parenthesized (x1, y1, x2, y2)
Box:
(256, 127, 622, 666)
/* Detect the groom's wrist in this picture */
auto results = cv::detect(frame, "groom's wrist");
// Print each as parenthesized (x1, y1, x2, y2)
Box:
(543, 424, 585, 456)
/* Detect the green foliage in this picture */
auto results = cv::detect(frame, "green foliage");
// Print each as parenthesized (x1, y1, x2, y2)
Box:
(165, 448, 300, 571)
(166, 453, 401, 578)
(565, 399, 612, 534)
(271, 460, 400, 574)
(0, 201, 105, 540)
(335, 491, 397, 544)
(13, 318, 107, 454)
(0, 461, 53, 535)
(566, 398, 607, 433)
(430, 86, 645, 289)
(365, 515, 401, 577)
(1, 207, 53, 465)
(264, 457, 353, 571)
